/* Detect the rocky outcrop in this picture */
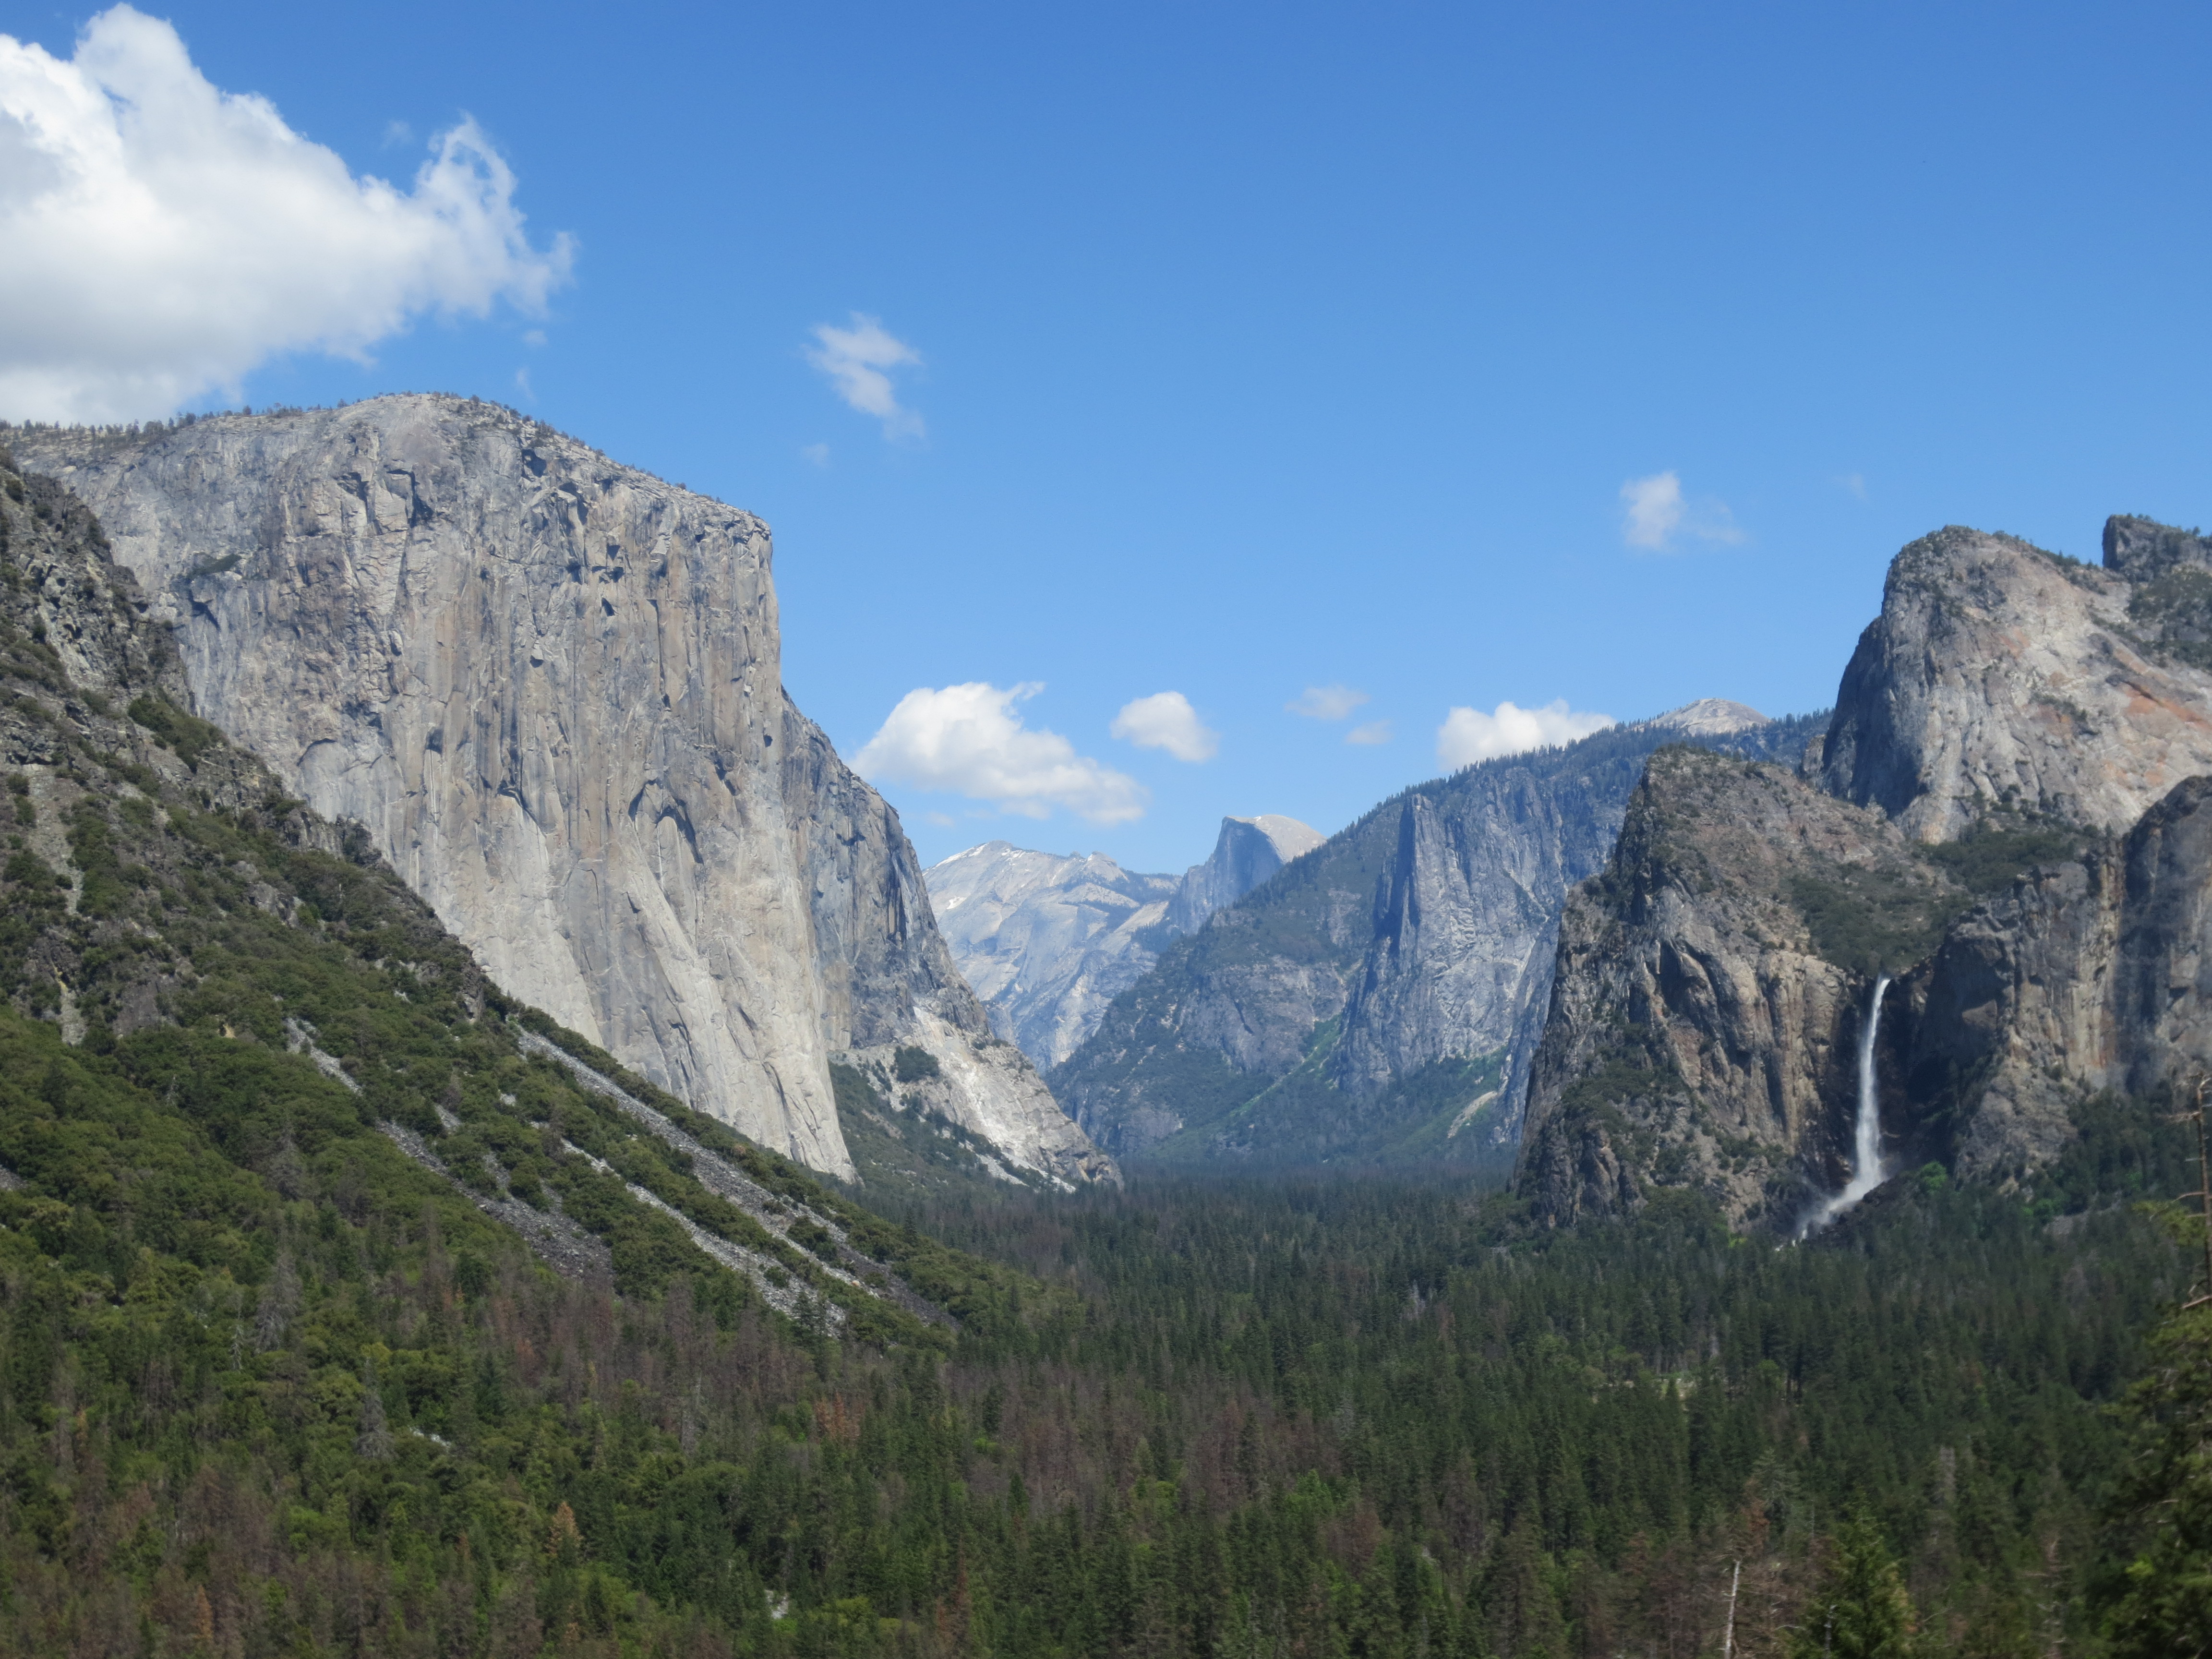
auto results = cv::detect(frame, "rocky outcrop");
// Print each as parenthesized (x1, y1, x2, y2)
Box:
(1900, 774, 2212, 1186)
(1053, 709, 1823, 1165)
(1516, 748, 1961, 1228)
(1817, 526, 2212, 841)
(13, 397, 1111, 1187)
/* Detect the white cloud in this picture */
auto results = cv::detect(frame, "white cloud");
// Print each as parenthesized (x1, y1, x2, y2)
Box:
(1436, 699, 1614, 770)
(1345, 720, 1392, 746)
(0, 7, 573, 423)
(1619, 469, 1743, 551)
(1110, 691, 1218, 762)
(1620, 471, 1684, 549)
(806, 312, 923, 441)
(854, 682, 1147, 824)
(1287, 683, 1370, 721)
(800, 442, 830, 468)
(1839, 472, 1867, 500)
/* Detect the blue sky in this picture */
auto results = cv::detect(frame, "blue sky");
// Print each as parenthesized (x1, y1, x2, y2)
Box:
(5, 1, 2211, 872)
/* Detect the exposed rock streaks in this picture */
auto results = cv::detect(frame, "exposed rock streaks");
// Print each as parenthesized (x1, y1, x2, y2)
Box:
(16, 397, 1110, 1184)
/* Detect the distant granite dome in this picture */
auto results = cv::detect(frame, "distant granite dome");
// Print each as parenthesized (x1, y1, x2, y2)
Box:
(926, 812, 1322, 1069)
(1164, 814, 1325, 936)
(1643, 698, 1769, 737)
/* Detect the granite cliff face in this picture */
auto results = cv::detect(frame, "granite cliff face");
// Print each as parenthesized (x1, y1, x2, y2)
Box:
(1520, 516, 2212, 1229)
(1817, 526, 2212, 840)
(926, 814, 1322, 1070)
(1052, 706, 1821, 1166)
(14, 397, 1111, 1187)
(1515, 748, 1964, 1228)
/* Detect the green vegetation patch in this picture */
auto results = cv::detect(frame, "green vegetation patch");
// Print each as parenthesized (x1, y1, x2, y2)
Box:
(1788, 858, 1968, 975)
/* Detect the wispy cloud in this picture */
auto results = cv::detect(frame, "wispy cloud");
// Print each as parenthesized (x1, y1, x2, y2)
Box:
(1436, 699, 1614, 770)
(1838, 472, 1867, 501)
(1287, 684, 1370, 721)
(1110, 691, 1218, 762)
(0, 6, 573, 422)
(854, 682, 1146, 824)
(800, 442, 830, 469)
(1619, 470, 1743, 552)
(1345, 720, 1392, 746)
(806, 312, 924, 442)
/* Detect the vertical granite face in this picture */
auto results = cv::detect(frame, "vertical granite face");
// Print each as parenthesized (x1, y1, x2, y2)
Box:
(1514, 750, 1930, 1229)
(1330, 778, 1617, 1101)
(1818, 525, 2212, 841)
(15, 397, 1112, 1186)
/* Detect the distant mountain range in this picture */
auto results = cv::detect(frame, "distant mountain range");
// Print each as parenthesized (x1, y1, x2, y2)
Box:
(925, 814, 1322, 1068)
(991, 700, 1820, 1172)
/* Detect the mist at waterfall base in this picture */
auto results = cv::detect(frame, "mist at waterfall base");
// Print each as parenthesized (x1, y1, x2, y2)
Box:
(1798, 974, 1894, 1238)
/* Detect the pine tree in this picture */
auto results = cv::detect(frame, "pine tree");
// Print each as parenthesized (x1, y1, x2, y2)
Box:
(2103, 1303, 2212, 1655)
(1790, 1514, 1911, 1659)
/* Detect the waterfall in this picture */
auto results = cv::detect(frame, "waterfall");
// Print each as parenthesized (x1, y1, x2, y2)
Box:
(1809, 974, 1892, 1231)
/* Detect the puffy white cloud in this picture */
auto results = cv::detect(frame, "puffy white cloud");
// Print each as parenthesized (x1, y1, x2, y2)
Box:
(807, 312, 923, 441)
(1286, 683, 1370, 721)
(1345, 720, 1392, 746)
(0, 6, 572, 423)
(1436, 699, 1614, 770)
(1619, 469, 1743, 551)
(854, 682, 1147, 824)
(1110, 691, 1218, 762)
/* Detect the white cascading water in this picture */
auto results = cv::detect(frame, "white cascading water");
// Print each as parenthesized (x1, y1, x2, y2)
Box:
(1809, 974, 1892, 1232)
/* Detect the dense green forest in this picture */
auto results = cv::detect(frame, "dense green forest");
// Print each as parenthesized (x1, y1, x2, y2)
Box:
(0, 444, 2208, 1657)
(5, 1035, 2204, 1657)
